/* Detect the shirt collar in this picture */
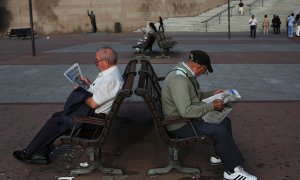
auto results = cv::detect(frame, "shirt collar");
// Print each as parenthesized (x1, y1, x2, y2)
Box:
(182, 62, 195, 76)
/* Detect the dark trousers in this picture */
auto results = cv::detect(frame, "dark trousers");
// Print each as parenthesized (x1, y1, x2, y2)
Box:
(274, 26, 281, 34)
(25, 112, 71, 155)
(250, 25, 256, 38)
(277, 25, 281, 34)
(168, 117, 244, 170)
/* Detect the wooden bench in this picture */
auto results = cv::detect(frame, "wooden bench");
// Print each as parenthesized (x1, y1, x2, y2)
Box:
(6, 28, 36, 39)
(135, 59, 212, 176)
(154, 31, 177, 58)
(132, 34, 155, 60)
(54, 59, 137, 176)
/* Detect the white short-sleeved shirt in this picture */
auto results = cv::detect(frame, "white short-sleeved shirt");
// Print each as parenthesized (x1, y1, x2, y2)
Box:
(88, 66, 124, 114)
(249, 18, 257, 26)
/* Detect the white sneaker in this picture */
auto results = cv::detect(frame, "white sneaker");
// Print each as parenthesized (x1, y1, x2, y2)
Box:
(210, 155, 222, 165)
(224, 166, 257, 180)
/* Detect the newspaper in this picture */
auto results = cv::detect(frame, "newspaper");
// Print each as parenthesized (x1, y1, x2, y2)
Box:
(64, 63, 88, 89)
(202, 89, 241, 124)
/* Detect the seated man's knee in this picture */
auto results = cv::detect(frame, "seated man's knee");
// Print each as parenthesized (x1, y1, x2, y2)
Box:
(212, 125, 231, 141)
(222, 117, 232, 126)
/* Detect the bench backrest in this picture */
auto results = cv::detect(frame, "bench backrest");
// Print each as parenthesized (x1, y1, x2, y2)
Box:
(139, 59, 162, 92)
(154, 31, 164, 41)
(154, 31, 170, 41)
(135, 60, 173, 145)
(98, 59, 137, 146)
(9, 28, 32, 37)
(154, 31, 177, 50)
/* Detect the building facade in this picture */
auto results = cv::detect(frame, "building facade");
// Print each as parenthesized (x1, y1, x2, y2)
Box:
(0, 0, 226, 35)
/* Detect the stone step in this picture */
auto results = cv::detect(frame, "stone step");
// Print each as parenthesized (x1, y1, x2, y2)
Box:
(135, 0, 299, 32)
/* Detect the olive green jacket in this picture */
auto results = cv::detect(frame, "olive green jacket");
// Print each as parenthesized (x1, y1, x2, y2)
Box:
(161, 62, 214, 131)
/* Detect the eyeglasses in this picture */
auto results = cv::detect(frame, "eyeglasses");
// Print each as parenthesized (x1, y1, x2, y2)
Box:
(202, 65, 208, 75)
(95, 58, 107, 64)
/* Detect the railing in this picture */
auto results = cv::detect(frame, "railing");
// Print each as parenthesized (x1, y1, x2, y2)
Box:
(247, 0, 264, 15)
(201, 6, 235, 32)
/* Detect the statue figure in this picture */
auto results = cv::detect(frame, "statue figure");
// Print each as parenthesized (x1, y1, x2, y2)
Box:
(87, 9, 97, 33)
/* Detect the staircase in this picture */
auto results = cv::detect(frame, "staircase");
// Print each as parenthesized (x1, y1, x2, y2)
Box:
(150, 0, 300, 32)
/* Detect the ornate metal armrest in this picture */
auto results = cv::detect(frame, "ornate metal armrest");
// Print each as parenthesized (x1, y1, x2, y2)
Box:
(163, 117, 204, 139)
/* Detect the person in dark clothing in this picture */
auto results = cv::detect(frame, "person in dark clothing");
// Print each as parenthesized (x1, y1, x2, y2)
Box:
(13, 46, 124, 164)
(272, 15, 277, 34)
(275, 15, 281, 34)
(158, 16, 164, 32)
(87, 9, 97, 33)
(149, 22, 158, 32)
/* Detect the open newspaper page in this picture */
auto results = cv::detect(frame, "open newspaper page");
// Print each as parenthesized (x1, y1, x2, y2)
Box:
(202, 89, 241, 124)
(64, 63, 88, 89)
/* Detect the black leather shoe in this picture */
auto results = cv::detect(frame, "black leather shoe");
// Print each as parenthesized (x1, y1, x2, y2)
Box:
(13, 150, 49, 164)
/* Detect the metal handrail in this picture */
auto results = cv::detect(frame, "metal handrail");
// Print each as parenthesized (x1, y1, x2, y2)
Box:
(201, 6, 235, 32)
(247, 0, 263, 15)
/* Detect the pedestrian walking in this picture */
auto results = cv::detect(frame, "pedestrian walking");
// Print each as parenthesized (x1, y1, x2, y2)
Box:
(158, 16, 165, 32)
(249, 15, 257, 38)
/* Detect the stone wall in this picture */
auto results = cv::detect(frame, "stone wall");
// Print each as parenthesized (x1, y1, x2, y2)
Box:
(0, 0, 226, 35)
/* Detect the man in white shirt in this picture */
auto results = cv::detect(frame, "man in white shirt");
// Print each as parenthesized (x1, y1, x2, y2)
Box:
(13, 46, 124, 164)
(82, 47, 124, 114)
(249, 15, 258, 38)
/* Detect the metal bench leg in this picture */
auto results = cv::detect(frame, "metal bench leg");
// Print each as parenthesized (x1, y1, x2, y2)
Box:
(136, 54, 150, 60)
(70, 147, 124, 176)
(96, 148, 124, 175)
(156, 49, 170, 59)
(147, 147, 201, 176)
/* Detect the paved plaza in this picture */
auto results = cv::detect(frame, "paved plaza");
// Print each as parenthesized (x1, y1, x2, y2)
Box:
(0, 32, 299, 179)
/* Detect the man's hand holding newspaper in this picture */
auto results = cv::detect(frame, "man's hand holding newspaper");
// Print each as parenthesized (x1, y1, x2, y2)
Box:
(202, 89, 241, 124)
(64, 63, 89, 89)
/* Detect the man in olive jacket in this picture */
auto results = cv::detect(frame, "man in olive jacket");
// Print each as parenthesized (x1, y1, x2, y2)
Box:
(161, 50, 257, 180)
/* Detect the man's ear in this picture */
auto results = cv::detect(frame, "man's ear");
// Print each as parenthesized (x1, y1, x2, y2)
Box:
(186, 60, 195, 67)
(105, 60, 112, 68)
